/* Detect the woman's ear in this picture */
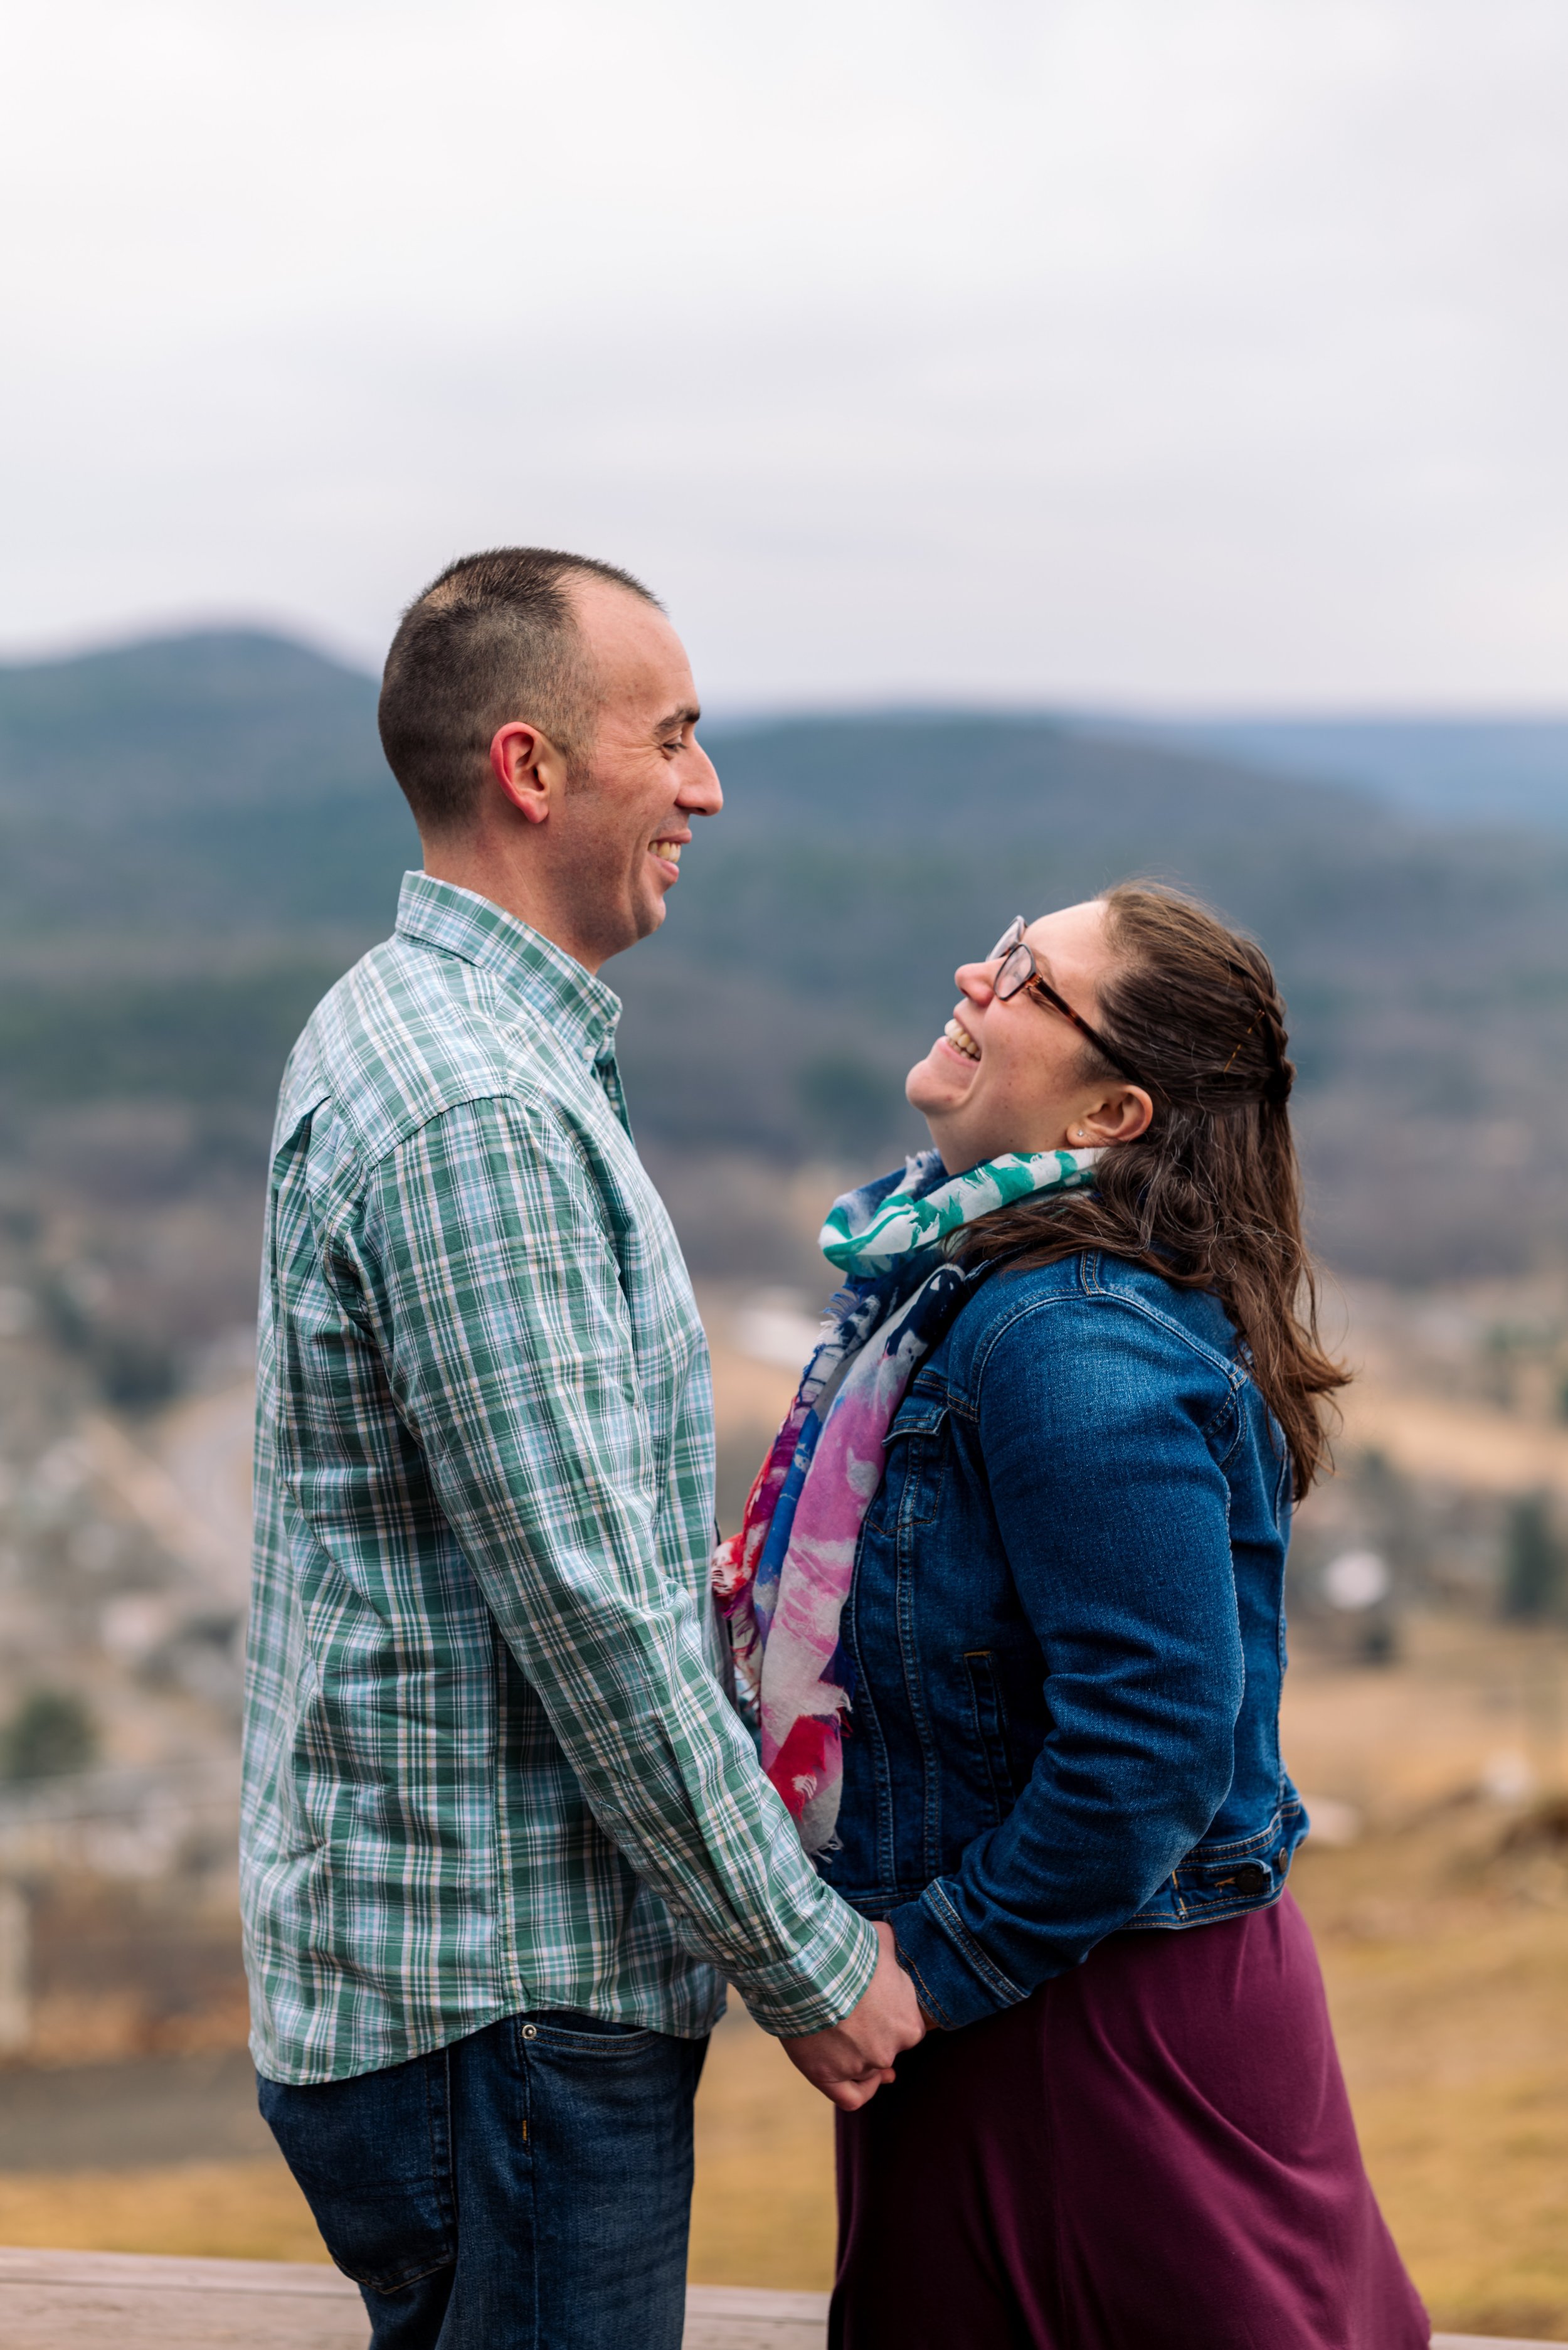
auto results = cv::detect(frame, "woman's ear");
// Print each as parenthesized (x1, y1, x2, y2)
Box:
(1074, 1086, 1153, 1147)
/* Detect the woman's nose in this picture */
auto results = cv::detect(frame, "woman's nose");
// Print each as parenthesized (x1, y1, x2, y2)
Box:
(955, 959, 995, 1001)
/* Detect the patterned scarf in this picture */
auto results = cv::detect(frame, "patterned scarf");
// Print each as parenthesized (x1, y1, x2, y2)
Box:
(712, 1144, 1100, 1854)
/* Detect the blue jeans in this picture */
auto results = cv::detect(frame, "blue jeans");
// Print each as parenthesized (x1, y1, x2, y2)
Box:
(258, 2011, 708, 2349)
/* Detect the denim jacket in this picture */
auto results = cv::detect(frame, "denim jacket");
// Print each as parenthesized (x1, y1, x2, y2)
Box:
(820, 1250, 1307, 2031)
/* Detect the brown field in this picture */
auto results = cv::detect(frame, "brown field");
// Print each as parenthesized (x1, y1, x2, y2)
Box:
(1276, 1620, 1568, 2341)
(1, 1618, 1565, 2335)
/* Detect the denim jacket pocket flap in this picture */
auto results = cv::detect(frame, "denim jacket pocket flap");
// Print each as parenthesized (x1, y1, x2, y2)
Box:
(884, 1398, 949, 1444)
(882, 1400, 950, 1527)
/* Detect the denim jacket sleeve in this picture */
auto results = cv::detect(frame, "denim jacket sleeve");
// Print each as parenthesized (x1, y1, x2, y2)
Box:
(888, 1289, 1247, 2030)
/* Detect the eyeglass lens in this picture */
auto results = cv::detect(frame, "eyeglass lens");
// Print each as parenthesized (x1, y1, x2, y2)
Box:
(988, 918, 1032, 1002)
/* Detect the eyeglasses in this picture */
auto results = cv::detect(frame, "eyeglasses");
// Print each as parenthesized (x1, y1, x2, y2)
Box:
(986, 918, 1146, 1086)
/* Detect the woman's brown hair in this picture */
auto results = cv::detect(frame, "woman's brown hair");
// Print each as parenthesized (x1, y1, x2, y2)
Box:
(951, 883, 1347, 1497)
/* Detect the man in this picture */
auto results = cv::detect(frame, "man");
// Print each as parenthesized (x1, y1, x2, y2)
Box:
(241, 548, 923, 2350)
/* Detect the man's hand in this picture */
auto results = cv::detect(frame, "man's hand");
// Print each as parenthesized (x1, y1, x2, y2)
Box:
(780, 1923, 926, 2111)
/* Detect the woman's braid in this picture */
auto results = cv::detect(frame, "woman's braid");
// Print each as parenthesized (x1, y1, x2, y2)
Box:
(1225, 952, 1293, 1107)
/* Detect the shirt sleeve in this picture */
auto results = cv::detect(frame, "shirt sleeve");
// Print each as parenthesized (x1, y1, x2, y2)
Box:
(888, 1295, 1245, 2029)
(351, 1092, 876, 2036)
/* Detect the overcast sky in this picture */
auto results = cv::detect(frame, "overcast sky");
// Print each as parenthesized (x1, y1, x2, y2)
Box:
(6, 0, 1568, 707)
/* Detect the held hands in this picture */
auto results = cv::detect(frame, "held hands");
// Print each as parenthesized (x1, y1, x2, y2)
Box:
(780, 1922, 927, 2111)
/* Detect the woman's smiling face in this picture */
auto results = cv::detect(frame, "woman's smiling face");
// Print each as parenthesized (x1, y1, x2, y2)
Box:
(906, 898, 1153, 1174)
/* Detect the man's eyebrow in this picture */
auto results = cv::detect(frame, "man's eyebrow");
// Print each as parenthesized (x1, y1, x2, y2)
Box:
(656, 703, 700, 733)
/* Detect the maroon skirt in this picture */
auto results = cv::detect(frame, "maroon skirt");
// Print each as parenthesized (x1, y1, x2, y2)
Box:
(832, 1893, 1428, 2350)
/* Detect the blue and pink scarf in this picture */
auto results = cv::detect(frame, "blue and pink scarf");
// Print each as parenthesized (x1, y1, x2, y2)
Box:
(712, 1144, 1099, 1854)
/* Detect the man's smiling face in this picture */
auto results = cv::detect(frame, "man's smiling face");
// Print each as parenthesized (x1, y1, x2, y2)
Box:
(554, 577, 723, 963)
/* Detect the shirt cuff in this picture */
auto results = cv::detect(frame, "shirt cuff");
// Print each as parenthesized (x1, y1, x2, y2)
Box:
(887, 1880, 1028, 2031)
(736, 1903, 880, 2037)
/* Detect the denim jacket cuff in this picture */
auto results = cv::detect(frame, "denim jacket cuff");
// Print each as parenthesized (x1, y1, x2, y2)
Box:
(888, 1881, 1028, 2031)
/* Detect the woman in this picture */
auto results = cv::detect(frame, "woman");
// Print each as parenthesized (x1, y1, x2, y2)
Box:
(716, 885, 1427, 2349)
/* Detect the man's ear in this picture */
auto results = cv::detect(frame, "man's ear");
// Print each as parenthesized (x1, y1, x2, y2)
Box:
(489, 722, 560, 826)
(1079, 1085, 1153, 1146)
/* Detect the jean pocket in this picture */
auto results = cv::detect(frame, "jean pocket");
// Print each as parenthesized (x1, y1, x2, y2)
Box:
(963, 1649, 1017, 1824)
(522, 2010, 660, 2056)
(258, 2056, 456, 2294)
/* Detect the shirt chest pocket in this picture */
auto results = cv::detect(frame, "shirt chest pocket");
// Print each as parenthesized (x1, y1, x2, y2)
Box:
(881, 1398, 951, 1530)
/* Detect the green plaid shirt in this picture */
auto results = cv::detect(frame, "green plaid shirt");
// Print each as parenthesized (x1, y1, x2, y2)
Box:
(241, 873, 876, 2085)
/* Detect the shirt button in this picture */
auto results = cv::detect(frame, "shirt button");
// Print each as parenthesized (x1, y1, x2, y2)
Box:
(1232, 1863, 1270, 1895)
(521, 2023, 538, 2040)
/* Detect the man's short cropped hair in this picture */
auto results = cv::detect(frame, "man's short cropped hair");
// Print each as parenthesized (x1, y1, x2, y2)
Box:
(378, 547, 660, 836)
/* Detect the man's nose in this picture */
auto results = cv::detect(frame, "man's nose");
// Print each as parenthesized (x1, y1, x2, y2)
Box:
(679, 743, 723, 815)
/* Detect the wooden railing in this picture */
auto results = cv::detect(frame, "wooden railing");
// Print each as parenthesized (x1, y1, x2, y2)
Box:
(0, 2246, 1550, 2347)
(0, 2250, 825, 2346)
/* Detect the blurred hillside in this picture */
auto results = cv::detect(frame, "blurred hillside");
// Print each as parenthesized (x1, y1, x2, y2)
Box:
(3, 629, 1568, 1314)
(0, 632, 398, 945)
(1089, 714, 1568, 832)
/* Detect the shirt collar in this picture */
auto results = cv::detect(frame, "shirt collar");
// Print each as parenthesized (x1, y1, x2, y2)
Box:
(394, 871, 622, 1069)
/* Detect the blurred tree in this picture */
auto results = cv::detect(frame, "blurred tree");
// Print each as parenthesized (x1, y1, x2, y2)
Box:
(1500, 1494, 1564, 1622)
(93, 1329, 179, 1411)
(0, 1688, 98, 1782)
(1356, 1447, 1429, 1593)
(796, 1053, 903, 1164)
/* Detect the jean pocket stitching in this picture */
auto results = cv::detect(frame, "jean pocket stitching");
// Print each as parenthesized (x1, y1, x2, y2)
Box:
(527, 2024, 659, 2052)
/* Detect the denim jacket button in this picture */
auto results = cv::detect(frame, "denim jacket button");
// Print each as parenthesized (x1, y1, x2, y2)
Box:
(1232, 1862, 1270, 1895)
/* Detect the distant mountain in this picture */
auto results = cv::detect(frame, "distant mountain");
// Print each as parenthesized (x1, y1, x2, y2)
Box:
(3, 629, 1567, 1282)
(0, 630, 413, 944)
(1079, 715, 1568, 831)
